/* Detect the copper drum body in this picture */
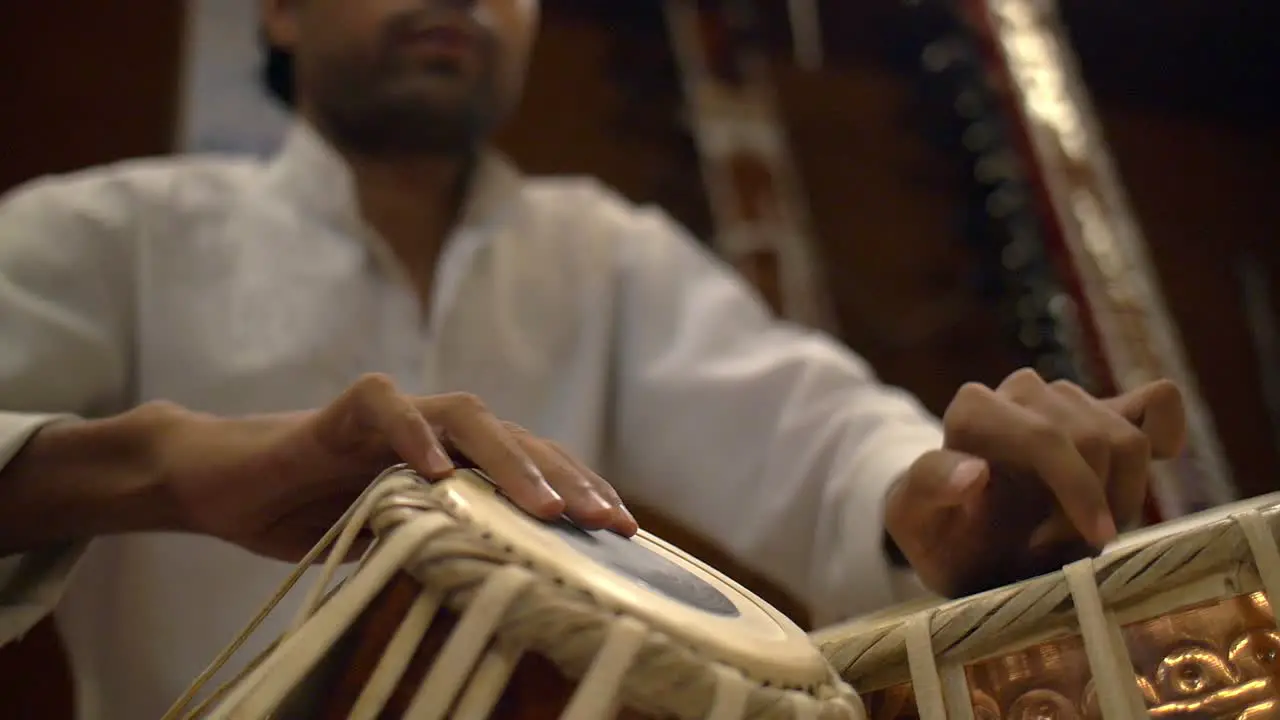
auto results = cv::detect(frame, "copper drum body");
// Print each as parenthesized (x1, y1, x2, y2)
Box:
(813, 494, 1280, 720)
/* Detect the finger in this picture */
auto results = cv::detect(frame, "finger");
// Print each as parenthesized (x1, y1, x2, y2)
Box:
(541, 437, 639, 536)
(418, 394, 565, 518)
(945, 382, 1116, 547)
(996, 374, 1125, 540)
(513, 435, 616, 531)
(1023, 380, 1113, 484)
(885, 449, 988, 568)
(329, 374, 454, 477)
(1102, 380, 1186, 459)
(1049, 381, 1151, 530)
(994, 367, 1049, 401)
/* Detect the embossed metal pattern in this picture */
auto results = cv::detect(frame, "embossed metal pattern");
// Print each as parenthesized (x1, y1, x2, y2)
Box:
(861, 592, 1280, 720)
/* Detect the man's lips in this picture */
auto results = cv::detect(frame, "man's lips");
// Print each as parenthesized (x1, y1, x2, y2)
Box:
(395, 25, 480, 57)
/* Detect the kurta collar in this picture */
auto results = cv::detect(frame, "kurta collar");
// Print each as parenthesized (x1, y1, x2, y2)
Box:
(260, 121, 524, 244)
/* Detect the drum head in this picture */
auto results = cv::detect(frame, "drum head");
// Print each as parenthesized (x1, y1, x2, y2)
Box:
(379, 470, 834, 689)
(542, 513, 740, 617)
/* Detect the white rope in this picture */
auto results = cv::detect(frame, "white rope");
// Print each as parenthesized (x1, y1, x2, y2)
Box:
(401, 566, 535, 720)
(1234, 510, 1280, 610)
(937, 664, 974, 720)
(448, 635, 526, 719)
(161, 466, 419, 720)
(347, 589, 443, 720)
(207, 536, 856, 720)
(221, 513, 454, 719)
(1063, 559, 1142, 720)
(290, 468, 422, 633)
(818, 499, 1280, 686)
(178, 469, 858, 720)
(787, 691, 820, 720)
(706, 666, 750, 720)
(178, 636, 283, 720)
(904, 612, 944, 720)
(559, 615, 648, 720)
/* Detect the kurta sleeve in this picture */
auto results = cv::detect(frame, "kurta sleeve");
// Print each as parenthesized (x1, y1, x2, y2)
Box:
(0, 174, 136, 644)
(608, 204, 945, 627)
(0, 414, 83, 644)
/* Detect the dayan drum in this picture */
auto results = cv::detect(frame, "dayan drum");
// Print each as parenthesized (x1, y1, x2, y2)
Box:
(812, 493, 1280, 720)
(165, 467, 861, 720)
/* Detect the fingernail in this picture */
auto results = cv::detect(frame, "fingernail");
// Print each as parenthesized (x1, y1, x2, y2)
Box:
(948, 459, 986, 492)
(542, 488, 565, 515)
(426, 445, 454, 476)
(619, 502, 638, 524)
(619, 504, 640, 534)
(1095, 514, 1118, 546)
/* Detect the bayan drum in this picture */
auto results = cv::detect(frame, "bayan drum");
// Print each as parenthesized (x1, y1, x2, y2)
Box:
(165, 466, 860, 720)
(812, 493, 1280, 720)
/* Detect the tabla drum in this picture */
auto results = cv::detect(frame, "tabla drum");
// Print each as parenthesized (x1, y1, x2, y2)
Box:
(165, 466, 860, 720)
(811, 492, 1280, 720)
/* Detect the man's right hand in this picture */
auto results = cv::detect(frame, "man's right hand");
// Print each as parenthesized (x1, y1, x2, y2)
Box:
(0, 374, 636, 561)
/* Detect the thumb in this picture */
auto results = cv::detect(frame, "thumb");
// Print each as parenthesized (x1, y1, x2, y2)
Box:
(884, 449, 991, 563)
(897, 449, 990, 510)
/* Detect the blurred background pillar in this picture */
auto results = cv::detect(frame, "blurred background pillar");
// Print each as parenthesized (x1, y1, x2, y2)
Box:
(0, 3, 186, 716)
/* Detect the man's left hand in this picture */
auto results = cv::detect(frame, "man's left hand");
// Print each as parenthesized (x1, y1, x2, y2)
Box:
(884, 368, 1187, 598)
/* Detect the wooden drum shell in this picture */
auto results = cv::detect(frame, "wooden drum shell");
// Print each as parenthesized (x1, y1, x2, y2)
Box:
(185, 469, 861, 720)
(303, 572, 648, 719)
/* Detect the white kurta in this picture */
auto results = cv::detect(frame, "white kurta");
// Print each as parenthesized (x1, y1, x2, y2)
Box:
(0, 124, 943, 719)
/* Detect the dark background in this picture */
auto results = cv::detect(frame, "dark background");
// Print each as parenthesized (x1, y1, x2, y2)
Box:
(1, 1, 1276, 714)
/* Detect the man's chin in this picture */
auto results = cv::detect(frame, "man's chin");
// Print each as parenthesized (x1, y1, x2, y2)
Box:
(312, 74, 498, 157)
(385, 72, 480, 106)
(327, 108, 489, 158)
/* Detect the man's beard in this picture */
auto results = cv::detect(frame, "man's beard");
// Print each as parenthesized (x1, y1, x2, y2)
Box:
(309, 59, 502, 159)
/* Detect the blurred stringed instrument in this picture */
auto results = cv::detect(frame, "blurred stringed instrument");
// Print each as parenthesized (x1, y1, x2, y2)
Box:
(905, 0, 1238, 520)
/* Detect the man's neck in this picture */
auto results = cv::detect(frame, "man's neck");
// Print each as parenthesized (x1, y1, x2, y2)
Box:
(345, 152, 472, 306)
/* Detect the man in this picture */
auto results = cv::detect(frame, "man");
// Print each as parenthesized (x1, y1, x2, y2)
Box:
(0, 0, 1185, 717)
